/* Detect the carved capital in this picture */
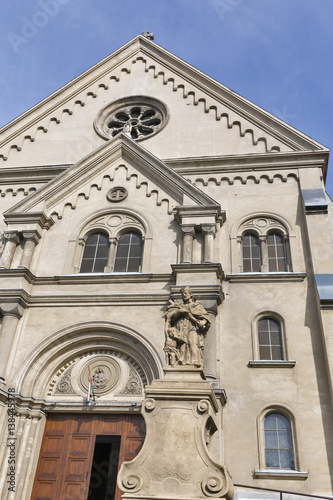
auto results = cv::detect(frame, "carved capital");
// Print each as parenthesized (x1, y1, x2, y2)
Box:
(3, 231, 20, 245)
(21, 230, 41, 245)
(201, 224, 216, 237)
(0, 301, 25, 318)
(180, 225, 196, 237)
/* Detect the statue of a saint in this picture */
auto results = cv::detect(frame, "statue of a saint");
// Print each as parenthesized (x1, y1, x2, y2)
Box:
(164, 287, 211, 368)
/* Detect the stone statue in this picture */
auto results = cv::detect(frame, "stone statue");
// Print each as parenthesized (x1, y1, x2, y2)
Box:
(164, 287, 211, 368)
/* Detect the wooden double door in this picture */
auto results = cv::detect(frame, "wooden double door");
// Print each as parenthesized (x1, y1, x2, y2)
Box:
(31, 413, 145, 500)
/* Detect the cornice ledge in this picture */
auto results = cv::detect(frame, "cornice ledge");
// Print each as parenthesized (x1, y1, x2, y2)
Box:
(171, 263, 224, 281)
(226, 272, 306, 283)
(169, 283, 224, 306)
(0, 165, 70, 184)
(4, 211, 55, 230)
(164, 150, 329, 178)
(0, 288, 31, 308)
(173, 205, 225, 224)
(0, 389, 47, 417)
(253, 470, 308, 480)
(0, 268, 36, 284)
(52, 272, 174, 285)
(319, 300, 333, 310)
(248, 361, 296, 368)
(27, 293, 171, 306)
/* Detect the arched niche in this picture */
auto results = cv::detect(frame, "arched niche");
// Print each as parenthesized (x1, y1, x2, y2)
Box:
(15, 321, 163, 401)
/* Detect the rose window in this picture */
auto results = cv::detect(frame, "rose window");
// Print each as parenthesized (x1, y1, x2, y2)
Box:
(94, 96, 168, 141)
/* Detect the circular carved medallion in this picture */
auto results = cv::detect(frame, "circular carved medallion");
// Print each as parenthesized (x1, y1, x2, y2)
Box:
(107, 187, 128, 203)
(80, 357, 121, 396)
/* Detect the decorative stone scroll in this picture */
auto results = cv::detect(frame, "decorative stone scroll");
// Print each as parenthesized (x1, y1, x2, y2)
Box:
(117, 369, 234, 500)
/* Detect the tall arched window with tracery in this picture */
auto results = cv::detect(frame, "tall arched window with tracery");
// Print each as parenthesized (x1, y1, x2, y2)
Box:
(242, 233, 261, 272)
(267, 232, 287, 272)
(235, 217, 292, 273)
(80, 232, 110, 273)
(113, 232, 143, 272)
(75, 211, 149, 275)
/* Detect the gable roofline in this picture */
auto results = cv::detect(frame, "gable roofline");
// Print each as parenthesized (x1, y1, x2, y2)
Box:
(5, 133, 220, 216)
(0, 35, 329, 155)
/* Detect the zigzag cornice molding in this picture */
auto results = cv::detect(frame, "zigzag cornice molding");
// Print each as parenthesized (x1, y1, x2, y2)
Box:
(49, 165, 174, 220)
(0, 36, 326, 161)
(0, 186, 37, 198)
(191, 172, 298, 187)
(5, 135, 219, 218)
(0, 54, 286, 160)
(0, 53, 280, 160)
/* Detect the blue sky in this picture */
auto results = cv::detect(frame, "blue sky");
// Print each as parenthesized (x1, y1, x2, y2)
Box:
(1, 0, 333, 195)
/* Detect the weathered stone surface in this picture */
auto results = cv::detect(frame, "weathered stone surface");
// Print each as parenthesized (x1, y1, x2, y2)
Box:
(118, 369, 233, 500)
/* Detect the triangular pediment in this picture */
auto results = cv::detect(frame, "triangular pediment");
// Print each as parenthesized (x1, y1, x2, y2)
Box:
(0, 35, 328, 169)
(4, 134, 220, 221)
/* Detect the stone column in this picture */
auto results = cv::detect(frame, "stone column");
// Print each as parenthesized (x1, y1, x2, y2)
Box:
(19, 231, 41, 269)
(107, 237, 118, 272)
(203, 313, 217, 382)
(181, 225, 196, 264)
(11, 412, 44, 500)
(259, 235, 267, 272)
(201, 224, 216, 263)
(284, 235, 292, 272)
(0, 302, 24, 381)
(1, 232, 20, 269)
(0, 404, 45, 500)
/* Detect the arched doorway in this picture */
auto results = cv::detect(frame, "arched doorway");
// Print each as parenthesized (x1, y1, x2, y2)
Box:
(11, 322, 162, 500)
(30, 413, 145, 500)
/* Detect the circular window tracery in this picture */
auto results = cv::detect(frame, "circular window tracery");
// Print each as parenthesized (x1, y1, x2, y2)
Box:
(94, 96, 168, 141)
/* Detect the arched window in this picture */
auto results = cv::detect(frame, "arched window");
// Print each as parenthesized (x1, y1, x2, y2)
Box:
(234, 216, 292, 274)
(242, 233, 261, 272)
(113, 232, 143, 272)
(80, 232, 110, 273)
(267, 232, 287, 272)
(264, 413, 295, 469)
(258, 318, 283, 360)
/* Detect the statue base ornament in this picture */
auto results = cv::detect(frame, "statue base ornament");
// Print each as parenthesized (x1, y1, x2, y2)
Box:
(117, 368, 234, 500)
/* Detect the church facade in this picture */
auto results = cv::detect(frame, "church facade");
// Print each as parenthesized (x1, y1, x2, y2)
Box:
(0, 34, 333, 500)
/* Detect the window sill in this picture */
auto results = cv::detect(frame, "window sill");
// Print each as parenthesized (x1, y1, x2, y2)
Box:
(226, 273, 306, 283)
(248, 361, 296, 368)
(253, 470, 308, 480)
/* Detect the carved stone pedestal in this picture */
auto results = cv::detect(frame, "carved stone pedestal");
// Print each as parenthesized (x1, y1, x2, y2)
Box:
(118, 368, 234, 500)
